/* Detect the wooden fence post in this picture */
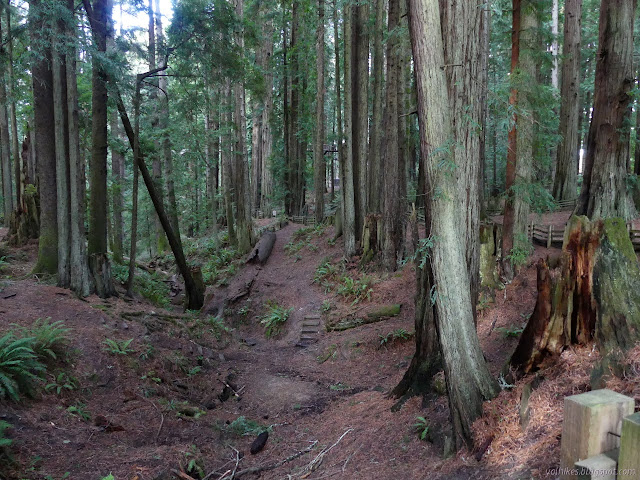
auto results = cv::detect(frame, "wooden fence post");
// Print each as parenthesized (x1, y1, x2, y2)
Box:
(547, 225, 553, 248)
(618, 412, 640, 479)
(560, 389, 634, 479)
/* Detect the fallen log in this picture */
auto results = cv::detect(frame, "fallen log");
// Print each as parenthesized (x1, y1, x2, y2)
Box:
(327, 304, 401, 332)
(246, 231, 276, 265)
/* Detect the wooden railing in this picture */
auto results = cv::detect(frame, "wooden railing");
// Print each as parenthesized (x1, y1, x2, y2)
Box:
(528, 221, 640, 251)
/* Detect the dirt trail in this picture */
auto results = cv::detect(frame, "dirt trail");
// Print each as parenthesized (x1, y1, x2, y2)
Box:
(0, 217, 606, 479)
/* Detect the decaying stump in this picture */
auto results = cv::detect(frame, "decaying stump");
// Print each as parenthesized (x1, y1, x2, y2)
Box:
(246, 231, 276, 265)
(7, 137, 39, 246)
(361, 213, 383, 263)
(89, 253, 117, 298)
(479, 223, 501, 290)
(185, 266, 205, 310)
(510, 216, 640, 376)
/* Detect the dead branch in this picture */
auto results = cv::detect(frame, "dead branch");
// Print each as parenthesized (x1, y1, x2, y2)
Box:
(217, 441, 318, 479)
(298, 429, 353, 478)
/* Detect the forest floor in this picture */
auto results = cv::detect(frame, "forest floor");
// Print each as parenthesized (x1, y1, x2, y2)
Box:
(1, 210, 639, 480)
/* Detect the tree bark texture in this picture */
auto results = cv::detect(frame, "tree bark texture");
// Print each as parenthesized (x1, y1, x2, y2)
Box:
(409, 0, 498, 449)
(31, 0, 58, 274)
(438, 0, 488, 313)
(0, 17, 14, 226)
(342, 2, 356, 256)
(553, 0, 582, 202)
(313, 0, 326, 224)
(576, 0, 636, 220)
(382, 0, 402, 271)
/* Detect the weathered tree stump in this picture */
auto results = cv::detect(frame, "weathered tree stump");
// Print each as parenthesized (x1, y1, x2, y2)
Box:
(510, 216, 640, 376)
(7, 189, 39, 246)
(89, 253, 117, 298)
(361, 213, 382, 263)
(185, 266, 205, 311)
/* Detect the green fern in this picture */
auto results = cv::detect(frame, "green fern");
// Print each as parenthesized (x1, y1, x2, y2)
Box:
(0, 420, 12, 448)
(0, 334, 45, 401)
(20, 318, 70, 361)
(103, 338, 135, 356)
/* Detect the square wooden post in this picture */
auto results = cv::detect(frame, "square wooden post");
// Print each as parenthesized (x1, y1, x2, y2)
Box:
(560, 389, 634, 479)
(618, 412, 640, 479)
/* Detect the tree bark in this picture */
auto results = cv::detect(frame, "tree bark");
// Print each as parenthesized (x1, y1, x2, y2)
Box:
(6, 9, 20, 211)
(66, 3, 91, 297)
(86, 0, 116, 297)
(0, 17, 14, 226)
(351, 0, 368, 239)
(51, 17, 71, 288)
(333, 0, 345, 240)
(576, 0, 636, 220)
(367, 0, 385, 214)
(439, 0, 487, 313)
(553, 0, 582, 202)
(31, 0, 58, 275)
(500, 0, 521, 280)
(155, 0, 181, 248)
(342, 1, 356, 256)
(408, 0, 498, 449)
(382, 0, 402, 271)
(314, 0, 326, 224)
(110, 109, 125, 264)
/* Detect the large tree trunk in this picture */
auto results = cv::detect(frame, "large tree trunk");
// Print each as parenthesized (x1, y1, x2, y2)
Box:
(66, 3, 91, 297)
(31, 0, 58, 275)
(313, 0, 326, 224)
(233, 0, 252, 254)
(333, 0, 345, 240)
(511, 216, 640, 376)
(500, 0, 521, 280)
(87, 0, 116, 297)
(439, 0, 488, 315)
(367, 0, 384, 215)
(342, 1, 356, 256)
(512, 2, 538, 254)
(0, 18, 14, 227)
(6, 10, 20, 211)
(553, 0, 582, 202)
(52, 18, 71, 289)
(351, 0, 368, 240)
(222, 80, 237, 247)
(576, 0, 636, 220)
(382, 0, 402, 271)
(408, 0, 498, 449)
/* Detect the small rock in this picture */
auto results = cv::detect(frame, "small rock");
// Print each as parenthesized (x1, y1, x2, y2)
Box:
(121, 321, 129, 330)
(219, 353, 226, 362)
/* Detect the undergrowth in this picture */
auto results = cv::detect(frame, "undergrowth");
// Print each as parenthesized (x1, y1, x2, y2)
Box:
(0, 318, 70, 402)
(259, 301, 293, 338)
(314, 257, 375, 305)
(284, 225, 326, 256)
(112, 264, 171, 307)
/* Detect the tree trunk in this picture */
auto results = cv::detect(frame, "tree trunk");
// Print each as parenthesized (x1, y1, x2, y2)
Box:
(367, 0, 384, 214)
(110, 109, 125, 264)
(6, 10, 20, 211)
(500, 0, 521, 280)
(342, 1, 356, 256)
(126, 81, 142, 298)
(439, 0, 487, 313)
(510, 216, 640, 376)
(351, 0, 368, 240)
(408, 0, 498, 449)
(551, 0, 559, 90)
(223, 80, 237, 247)
(512, 2, 538, 256)
(382, 0, 402, 271)
(87, 0, 115, 297)
(66, 4, 91, 297)
(155, 0, 181, 248)
(31, 0, 58, 275)
(234, 0, 252, 254)
(576, 0, 636, 220)
(52, 19, 71, 288)
(553, 0, 582, 202)
(314, 0, 326, 224)
(0, 18, 14, 226)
